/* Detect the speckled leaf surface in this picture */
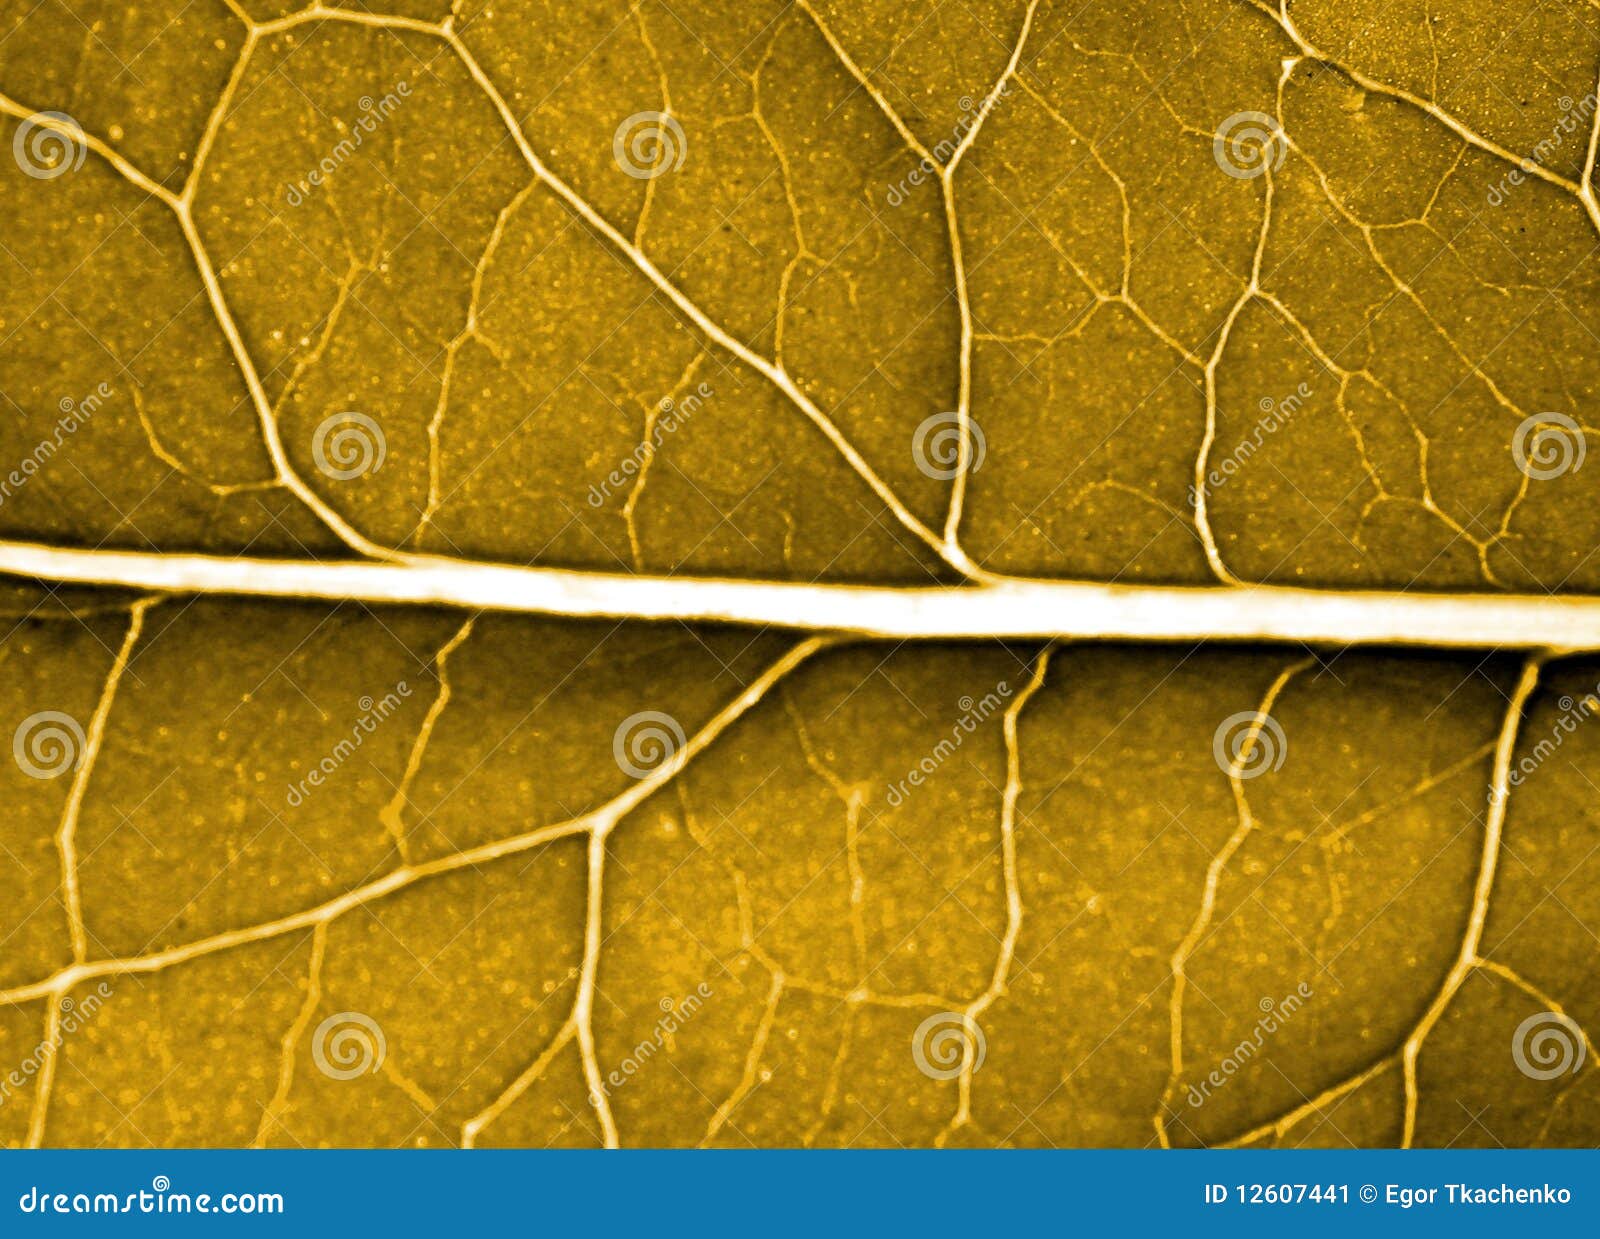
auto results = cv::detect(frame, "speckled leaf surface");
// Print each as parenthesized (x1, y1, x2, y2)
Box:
(0, 0, 1598, 1149)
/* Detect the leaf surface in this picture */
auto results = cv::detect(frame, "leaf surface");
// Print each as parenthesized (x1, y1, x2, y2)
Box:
(1, 0, 1599, 1149)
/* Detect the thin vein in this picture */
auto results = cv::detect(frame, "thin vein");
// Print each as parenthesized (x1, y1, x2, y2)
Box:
(56, 599, 151, 963)
(0, 89, 404, 562)
(1399, 654, 1542, 1146)
(945, 644, 1053, 1140)
(1217, 656, 1545, 1149)
(0, 637, 833, 1008)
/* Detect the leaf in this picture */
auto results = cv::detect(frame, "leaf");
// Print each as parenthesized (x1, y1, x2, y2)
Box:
(0, 0, 1598, 1150)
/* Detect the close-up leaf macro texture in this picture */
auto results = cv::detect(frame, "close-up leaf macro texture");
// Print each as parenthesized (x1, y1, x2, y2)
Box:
(1, 0, 1600, 1150)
